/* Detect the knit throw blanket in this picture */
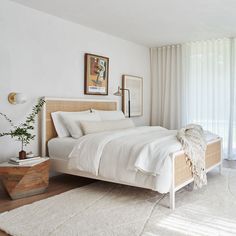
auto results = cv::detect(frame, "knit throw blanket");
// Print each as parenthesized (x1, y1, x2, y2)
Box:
(177, 124, 207, 188)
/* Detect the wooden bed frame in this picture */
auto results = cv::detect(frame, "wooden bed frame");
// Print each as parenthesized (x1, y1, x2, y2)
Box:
(41, 97, 222, 210)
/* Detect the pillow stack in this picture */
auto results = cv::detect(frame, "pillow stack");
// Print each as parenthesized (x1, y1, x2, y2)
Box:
(60, 111, 101, 138)
(51, 109, 135, 139)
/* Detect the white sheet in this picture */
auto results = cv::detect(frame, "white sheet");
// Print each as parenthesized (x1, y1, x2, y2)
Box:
(48, 137, 78, 159)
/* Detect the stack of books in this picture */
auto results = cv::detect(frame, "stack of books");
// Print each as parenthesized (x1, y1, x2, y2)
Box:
(9, 156, 42, 166)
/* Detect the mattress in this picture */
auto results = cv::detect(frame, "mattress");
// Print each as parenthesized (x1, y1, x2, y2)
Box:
(48, 137, 78, 159)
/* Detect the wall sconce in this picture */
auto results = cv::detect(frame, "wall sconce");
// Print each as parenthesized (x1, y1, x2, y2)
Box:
(8, 93, 27, 105)
(113, 86, 131, 118)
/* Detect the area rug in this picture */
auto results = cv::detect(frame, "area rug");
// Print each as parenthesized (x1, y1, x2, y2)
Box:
(0, 169, 235, 236)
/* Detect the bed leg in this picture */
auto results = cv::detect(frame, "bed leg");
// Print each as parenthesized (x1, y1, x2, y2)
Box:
(170, 155, 175, 210)
(170, 188, 175, 210)
(219, 163, 222, 175)
(219, 138, 223, 175)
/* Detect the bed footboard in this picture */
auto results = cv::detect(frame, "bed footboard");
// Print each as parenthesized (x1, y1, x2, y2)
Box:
(170, 138, 222, 210)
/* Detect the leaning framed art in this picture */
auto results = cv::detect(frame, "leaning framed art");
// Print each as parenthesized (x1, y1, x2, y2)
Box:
(84, 53, 109, 95)
(122, 75, 143, 117)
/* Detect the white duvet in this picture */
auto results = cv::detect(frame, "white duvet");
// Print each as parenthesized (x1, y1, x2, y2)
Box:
(69, 127, 180, 179)
(68, 126, 218, 193)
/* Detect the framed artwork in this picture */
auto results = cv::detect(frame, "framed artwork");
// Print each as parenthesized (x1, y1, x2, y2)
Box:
(84, 53, 109, 95)
(122, 75, 143, 117)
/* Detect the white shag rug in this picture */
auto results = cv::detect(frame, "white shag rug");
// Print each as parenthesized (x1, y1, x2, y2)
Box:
(0, 169, 236, 236)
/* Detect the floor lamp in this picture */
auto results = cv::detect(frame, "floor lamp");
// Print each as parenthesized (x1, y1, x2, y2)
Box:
(113, 86, 131, 118)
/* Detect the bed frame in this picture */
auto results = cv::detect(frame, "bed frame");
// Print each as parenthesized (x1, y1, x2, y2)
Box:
(41, 97, 222, 210)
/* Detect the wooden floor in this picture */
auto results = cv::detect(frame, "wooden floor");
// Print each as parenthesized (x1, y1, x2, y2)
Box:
(0, 174, 95, 236)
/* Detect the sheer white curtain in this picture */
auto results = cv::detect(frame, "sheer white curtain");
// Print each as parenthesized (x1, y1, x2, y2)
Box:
(151, 38, 236, 159)
(230, 39, 236, 159)
(182, 38, 236, 159)
(150, 45, 183, 129)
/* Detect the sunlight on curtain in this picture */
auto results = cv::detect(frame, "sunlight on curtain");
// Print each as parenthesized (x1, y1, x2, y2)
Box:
(151, 38, 236, 159)
(182, 38, 236, 159)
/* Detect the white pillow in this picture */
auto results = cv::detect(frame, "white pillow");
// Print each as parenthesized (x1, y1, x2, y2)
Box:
(51, 110, 91, 137)
(51, 111, 70, 137)
(61, 111, 101, 138)
(94, 110, 125, 121)
(80, 119, 135, 135)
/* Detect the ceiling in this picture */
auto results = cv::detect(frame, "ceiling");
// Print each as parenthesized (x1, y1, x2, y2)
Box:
(11, 0, 236, 47)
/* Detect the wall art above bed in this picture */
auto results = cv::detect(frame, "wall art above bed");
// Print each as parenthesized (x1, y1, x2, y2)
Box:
(84, 53, 109, 95)
(122, 75, 143, 117)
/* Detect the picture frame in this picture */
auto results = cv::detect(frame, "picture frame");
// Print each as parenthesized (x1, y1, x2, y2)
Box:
(84, 53, 109, 95)
(122, 75, 143, 117)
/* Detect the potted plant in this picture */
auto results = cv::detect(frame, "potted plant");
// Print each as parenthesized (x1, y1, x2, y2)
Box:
(0, 98, 45, 159)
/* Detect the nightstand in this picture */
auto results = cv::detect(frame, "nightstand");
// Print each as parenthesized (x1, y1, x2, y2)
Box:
(0, 158, 50, 200)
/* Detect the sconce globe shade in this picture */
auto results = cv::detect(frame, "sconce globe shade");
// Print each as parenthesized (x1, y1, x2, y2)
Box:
(15, 93, 27, 104)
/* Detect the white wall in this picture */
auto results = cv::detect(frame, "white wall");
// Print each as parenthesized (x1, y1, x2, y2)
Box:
(0, 0, 151, 161)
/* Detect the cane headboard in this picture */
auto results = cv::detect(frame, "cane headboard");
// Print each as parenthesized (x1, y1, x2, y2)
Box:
(41, 97, 118, 156)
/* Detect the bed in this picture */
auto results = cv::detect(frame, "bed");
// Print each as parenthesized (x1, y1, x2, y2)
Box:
(41, 97, 222, 210)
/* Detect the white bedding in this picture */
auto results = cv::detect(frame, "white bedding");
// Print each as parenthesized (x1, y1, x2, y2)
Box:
(68, 126, 180, 193)
(49, 126, 219, 193)
(69, 126, 180, 175)
(48, 137, 78, 159)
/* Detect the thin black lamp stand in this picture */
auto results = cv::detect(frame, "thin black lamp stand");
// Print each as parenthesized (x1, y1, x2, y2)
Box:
(113, 86, 131, 118)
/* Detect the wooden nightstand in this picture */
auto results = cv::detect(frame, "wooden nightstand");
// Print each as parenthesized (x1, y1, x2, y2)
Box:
(0, 158, 50, 200)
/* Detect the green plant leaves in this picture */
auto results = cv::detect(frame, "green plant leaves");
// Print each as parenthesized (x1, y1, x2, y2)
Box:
(0, 98, 45, 148)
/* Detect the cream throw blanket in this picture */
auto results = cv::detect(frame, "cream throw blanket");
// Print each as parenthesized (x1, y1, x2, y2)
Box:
(177, 124, 207, 188)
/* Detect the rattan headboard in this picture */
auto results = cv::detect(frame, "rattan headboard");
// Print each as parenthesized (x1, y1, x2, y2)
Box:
(41, 97, 118, 156)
